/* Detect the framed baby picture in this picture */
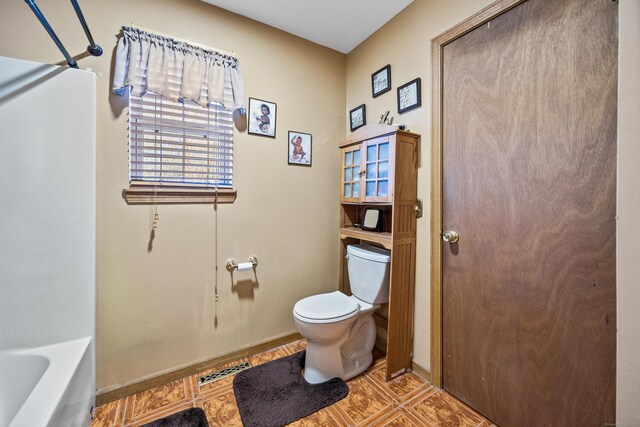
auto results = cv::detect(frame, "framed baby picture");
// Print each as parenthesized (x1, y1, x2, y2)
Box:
(349, 104, 366, 132)
(248, 97, 277, 138)
(371, 64, 391, 98)
(288, 131, 312, 167)
(397, 78, 422, 114)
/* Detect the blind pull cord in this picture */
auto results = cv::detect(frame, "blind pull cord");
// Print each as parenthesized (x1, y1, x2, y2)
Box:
(213, 185, 219, 331)
(212, 105, 220, 311)
(152, 96, 160, 230)
(152, 189, 159, 229)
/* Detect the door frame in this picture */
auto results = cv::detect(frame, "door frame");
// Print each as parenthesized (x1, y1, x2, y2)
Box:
(429, 0, 527, 388)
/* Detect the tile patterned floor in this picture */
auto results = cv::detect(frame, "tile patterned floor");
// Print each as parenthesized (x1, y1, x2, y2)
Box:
(92, 340, 496, 427)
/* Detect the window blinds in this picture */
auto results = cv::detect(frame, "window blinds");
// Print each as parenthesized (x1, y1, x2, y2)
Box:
(128, 91, 233, 188)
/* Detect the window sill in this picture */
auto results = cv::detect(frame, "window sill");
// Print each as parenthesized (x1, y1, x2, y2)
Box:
(123, 186, 237, 205)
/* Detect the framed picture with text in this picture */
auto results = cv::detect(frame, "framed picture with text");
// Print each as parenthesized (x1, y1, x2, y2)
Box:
(371, 64, 391, 98)
(397, 78, 421, 114)
(349, 104, 366, 132)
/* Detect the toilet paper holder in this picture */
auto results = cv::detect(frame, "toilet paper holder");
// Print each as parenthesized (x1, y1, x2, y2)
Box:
(226, 256, 258, 272)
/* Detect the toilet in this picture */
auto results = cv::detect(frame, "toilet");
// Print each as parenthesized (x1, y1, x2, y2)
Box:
(293, 244, 391, 384)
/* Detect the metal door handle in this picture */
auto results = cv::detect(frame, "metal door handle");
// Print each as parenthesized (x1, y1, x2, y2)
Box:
(442, 230, 459, 243)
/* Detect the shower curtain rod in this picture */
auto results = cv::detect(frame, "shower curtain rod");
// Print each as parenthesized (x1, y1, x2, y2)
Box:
(24, 0, 102, 69)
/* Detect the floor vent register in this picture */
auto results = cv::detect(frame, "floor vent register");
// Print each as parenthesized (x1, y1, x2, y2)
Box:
(197, 361, 253, 386)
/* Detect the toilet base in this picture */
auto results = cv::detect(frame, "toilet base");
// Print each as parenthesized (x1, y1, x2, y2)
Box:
(341, 351, 373, 380)
(301, 315, 377, 384)
(302, 342, 374, 384)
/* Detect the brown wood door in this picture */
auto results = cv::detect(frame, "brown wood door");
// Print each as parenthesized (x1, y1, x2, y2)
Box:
(441, 0, 617, 426)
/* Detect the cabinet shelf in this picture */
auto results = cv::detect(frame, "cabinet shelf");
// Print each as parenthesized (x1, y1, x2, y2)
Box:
(339, 227, 392, 249)
(341, 202, 392, 206)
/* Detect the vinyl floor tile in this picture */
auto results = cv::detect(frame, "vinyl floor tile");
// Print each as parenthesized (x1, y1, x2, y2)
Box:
(333, 375, 396, 426)
(286, 339, 307, 354)
(409, 389, 487, 427)
(368, 407, 429, 427)
(248, 344, 292, 366)
(91, 399, 123, 427)
(198, 387, 243, 427)
(93, 339, 488, 427)
(127, 403, 195, 427)
(287, 405, 346, 427)
(367, 364, 432, 404)
(123, 378, 192, 423)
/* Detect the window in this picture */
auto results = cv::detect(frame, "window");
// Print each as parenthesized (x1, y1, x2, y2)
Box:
(123, 91, 237, 204)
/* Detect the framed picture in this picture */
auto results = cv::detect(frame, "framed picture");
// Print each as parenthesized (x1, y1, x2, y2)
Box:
(248, 97, 277, 138)
(397, 78, 422, 114)
(288, 131, 312, 166)
(371, 64, 391, 98)
(349, 104, 366, 132)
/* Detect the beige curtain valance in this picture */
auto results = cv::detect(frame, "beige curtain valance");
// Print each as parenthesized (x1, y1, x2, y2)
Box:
(113, 26, 245, 112)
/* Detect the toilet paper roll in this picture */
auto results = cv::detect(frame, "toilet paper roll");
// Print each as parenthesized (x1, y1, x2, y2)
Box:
(236, 261, 253, 272)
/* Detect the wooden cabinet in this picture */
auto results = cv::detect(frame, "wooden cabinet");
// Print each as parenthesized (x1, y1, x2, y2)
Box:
(341, 135, 395, 203)
(338, 125, 419, 380)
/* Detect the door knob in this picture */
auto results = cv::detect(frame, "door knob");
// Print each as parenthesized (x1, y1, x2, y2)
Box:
(442, 230, 459, 244)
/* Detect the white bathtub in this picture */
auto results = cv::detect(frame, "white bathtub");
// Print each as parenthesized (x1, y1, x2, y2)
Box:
(0, 337, 94, 427)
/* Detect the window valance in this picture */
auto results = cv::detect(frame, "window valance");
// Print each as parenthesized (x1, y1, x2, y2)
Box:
(113, 26, 245, 112)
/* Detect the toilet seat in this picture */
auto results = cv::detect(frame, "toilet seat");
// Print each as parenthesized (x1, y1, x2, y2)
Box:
(293, 291, 359, 324)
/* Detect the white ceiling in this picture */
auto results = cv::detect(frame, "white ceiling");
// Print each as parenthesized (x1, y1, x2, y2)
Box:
(201, 0, 414, 54)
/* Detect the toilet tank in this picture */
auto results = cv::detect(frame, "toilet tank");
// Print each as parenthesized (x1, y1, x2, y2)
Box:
(346, 244, 391, 304)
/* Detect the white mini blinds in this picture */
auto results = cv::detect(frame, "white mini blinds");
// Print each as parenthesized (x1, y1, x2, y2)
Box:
(113, 26, 241, 190)
(128, 91, 233, 188)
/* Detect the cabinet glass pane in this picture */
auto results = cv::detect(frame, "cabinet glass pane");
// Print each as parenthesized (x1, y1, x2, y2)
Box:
(345, 168, 352, 182)
(366, 181, 376, 197)
(353, 183, 360, 197)
(367, 145, 377, 161)
(377, 180, 388, 197)
(366, 163, 376, 179)
(379, 142, 389, 160)
(344, 184, 352, 197)
(353, 166, 360, 179)
(353, 149, 360, 165)
(345, 151, 352, 166)
(378, 161, 389, 178)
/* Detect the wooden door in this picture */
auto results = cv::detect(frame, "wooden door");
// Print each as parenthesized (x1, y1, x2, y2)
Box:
(441, 0, 617, 426)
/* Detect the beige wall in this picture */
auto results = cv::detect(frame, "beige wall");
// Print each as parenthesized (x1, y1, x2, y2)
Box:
(0, 0, 345, 390)
(345, 0, 494, 371)
(617, 0, 640, 423)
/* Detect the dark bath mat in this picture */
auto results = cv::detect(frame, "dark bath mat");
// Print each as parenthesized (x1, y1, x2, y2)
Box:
(141, 407, 208, 427)
(233, 351, 349, 427)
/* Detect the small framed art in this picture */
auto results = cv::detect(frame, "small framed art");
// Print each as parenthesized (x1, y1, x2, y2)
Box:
(397, 78, 422, 114)
(248, 97, 277, 138)
(349, 104, 366, 132)
(288, 131, 312, 166)
(371, 64, 391, 98)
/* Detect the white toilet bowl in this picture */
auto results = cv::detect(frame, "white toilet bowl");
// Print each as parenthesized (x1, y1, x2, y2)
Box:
(293, 291, 378, 384)
(293, 244, 391, 384)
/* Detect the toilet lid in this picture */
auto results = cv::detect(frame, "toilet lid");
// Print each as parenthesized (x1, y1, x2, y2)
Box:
(294, 291, 359, 323)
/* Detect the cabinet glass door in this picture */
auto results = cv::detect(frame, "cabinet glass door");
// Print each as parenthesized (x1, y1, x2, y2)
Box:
(363, 137, 391, 202)
(341, 146, 361, 202)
